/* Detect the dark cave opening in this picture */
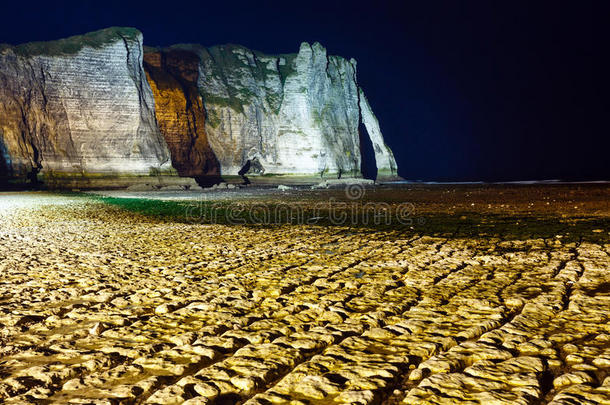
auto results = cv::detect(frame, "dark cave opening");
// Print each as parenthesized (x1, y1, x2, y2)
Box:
(0, 138, 12, 188)
(238, 160, 251, 177)
(359, 122, 377, 180)
(195, 175, 224, 188)
(238, 158, 265, 185)
(0, 159, 7, 184)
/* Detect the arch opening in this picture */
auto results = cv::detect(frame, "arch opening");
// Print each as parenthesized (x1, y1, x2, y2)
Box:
(358, 122, 377, 180)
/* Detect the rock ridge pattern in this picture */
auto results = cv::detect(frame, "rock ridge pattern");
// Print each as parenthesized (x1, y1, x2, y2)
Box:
(0, 27, 398, 188)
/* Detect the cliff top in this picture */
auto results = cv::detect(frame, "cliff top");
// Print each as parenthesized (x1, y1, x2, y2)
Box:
(0, 27, 141, 57)
(143, 41, 358, 116)
(2, 27, 345, 63)
(148, 43, 294, 58)
(154, 42, 343, 61)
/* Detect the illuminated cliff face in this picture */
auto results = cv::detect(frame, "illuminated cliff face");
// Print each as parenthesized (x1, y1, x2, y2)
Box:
(175, 42, 399, 180)
(143, 50, 220, 181)
(188, 42, 364, 178)
(0, 27, 173, 187)
(0, 27, 398, 188)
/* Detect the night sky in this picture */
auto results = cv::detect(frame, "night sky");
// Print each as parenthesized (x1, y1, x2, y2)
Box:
(1, 1, 606, 182)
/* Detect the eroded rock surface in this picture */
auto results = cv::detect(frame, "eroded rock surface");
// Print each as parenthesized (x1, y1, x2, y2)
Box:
(143, 49, 220, 183)
(0, 192, 608, 404)
(1, 28, 399, 188)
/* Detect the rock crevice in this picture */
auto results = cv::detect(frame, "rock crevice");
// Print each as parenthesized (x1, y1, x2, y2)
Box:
(143, 49, 220, 182)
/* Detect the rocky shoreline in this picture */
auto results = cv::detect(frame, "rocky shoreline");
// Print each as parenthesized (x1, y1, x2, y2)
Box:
(0, 186, 608, 404)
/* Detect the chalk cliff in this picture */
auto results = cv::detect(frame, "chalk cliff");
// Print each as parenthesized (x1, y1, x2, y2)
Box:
(0, 27, 398, 188)
(0, 27, 176, 188)
(359, 89, 398, 179)
(168, 42, 398, 180)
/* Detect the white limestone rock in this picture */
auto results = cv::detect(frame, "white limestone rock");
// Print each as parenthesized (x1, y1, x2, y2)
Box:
(0, 27, 172, 186)
(180, 41, 397, 180)
(359, 89, 399, 179)
(0, 29, 399, 187)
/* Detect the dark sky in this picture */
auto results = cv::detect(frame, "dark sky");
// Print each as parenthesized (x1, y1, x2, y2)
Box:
(1, 1, 606, 181)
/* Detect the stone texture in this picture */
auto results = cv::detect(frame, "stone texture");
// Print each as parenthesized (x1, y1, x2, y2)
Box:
(359, 88, 398, 180)
(0, 27, 173, 187)
(0, 189, 608, 404)
(143, 49, 220, 183)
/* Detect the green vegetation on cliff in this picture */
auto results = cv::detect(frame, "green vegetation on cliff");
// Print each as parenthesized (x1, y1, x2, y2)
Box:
(4, 27, 141, 57)
(170, 43, 299, 115)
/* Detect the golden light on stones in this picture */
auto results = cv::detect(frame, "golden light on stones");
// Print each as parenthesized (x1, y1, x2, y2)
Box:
(0, 187, 608, 404)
